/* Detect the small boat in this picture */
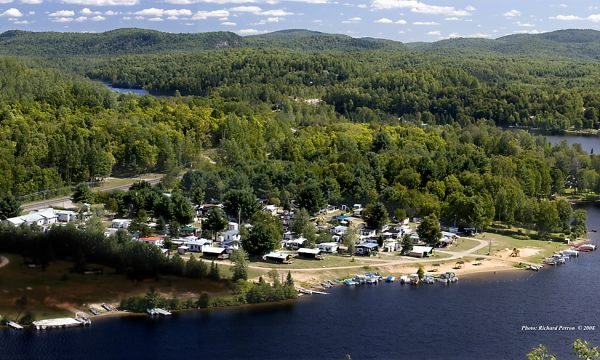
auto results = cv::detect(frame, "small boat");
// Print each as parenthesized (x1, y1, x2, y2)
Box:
(146, 308, 156, 316)
(409, 274, 420, 285)
(543, 258, 556, 265)
(385, 276, 395, 282)
(321, 282, 331, 288)
(423, 276, 435, 284)
(578, 244, 597, 252)
(563, 249, 579, 257)
(101, 303, 113, 311)
(366, 276, 379, 284)
(399, 275, 409, 284)
(89, 307, 99, 316)
(7, 321, 23, 330)
(344, 279, 357, 286)
(526, 265, 541, 271)
(154, 308, 172, 316)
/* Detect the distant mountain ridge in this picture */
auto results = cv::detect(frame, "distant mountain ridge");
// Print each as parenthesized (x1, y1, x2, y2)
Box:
(407, 29, 600, 60)
(0, 28, 599, 60)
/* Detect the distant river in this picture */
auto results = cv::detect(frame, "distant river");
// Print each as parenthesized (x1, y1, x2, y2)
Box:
(2, 206, 600, 359)
(103, 83, 149, 96)
(545, 135, 600, 154)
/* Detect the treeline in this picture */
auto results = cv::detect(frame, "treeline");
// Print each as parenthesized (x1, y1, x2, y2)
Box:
(0, 223, 214, 279)
(82, 48, 600, 130)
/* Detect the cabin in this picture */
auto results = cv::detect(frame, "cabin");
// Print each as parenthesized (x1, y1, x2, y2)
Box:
(355, 242, 378, 256)
(111, 219, 131, 229)
(202, 246, 228, 260)
(409, 246, 434, 258)
(179, 225, 198, 236)
(296, 248, 324, 260)
(360, 228, 377, 238)
(185, 239, 212, 252)
(331, 225, 349, 236)
(55, 210, 77, 222)
(263, 252, 294, 264)
(138, 236, 163, 247)
(282, 237, 307, 250)
(318, 242, 339, 254)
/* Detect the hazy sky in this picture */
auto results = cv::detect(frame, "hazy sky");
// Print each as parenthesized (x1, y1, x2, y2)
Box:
(1, 0, 599, 42)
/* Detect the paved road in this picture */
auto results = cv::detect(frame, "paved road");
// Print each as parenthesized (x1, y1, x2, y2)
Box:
(22, 177, 163, 212)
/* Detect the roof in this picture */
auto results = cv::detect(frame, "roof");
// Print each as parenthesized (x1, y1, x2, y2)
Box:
(202, 246, 226, 254)
(297, 248, 321, 255)
(318, 242, 338, 247)
(180, 226, 196, 231)
(264, 252, 291, 260)
(356, 243, 378, 249)
(185, 239, 212, 246)
(412, 246, 434, 253)
(139, 236, 162, 242)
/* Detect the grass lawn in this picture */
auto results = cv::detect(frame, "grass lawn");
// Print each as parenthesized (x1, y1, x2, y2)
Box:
(0, 254, 230, 321)
(447, 238, 481, 253)
(473, 232, 567, 261)
(93, 173, 163, 192)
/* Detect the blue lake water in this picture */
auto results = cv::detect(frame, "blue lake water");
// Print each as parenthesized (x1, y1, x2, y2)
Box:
(545, 135, 600, 154)
(2, 205, 600, 359)
(104, 83, 149, 96)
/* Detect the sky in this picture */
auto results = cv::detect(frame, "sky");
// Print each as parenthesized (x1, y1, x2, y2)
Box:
(0, 0, 600, 42)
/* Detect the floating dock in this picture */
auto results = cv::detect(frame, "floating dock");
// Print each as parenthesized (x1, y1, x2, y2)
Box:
(147, 308, 172, 316)
(32, 312, 91, 330)
(7, 321, 24, 330)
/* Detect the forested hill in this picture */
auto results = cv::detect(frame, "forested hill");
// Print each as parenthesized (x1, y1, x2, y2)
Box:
(245, 29, 405, 51)
(0, 28, 245, 55)
(0, 28, 404, 56)
(408, 29, 600, 61)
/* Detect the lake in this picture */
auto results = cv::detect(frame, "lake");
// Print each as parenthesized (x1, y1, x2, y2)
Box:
(545, 135, 600, 154)
(103, 83, 149, 96)
(2, 206, 600, 359)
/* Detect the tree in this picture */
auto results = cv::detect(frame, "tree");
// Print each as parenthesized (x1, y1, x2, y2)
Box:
(555, 198, 573, 232)
(72, 183, 92, 204)
(401, 234, 413, 255)
(296, 181, 326, 215)
(417, 214, 441, 246)
(362, 203, 389, 231)
(342, 226, 359, 255)
(171, 193, 194, 225)
(527, 344, 557, 360)
(231, 248, 249, 281)
(209, 261, 220, 280)
(203, 207, 228, 240)
(223, 189, 260, 223)
(192, 187, 205, 206)
(536, 200, 560, 238)
(571, 209, 588, 238)
(144, 287, 161, 309)
(0, 194, 21, 220)
(243, 211, 282, 256)
(290, 208, 310, 236)
(417, 265, 425, 280)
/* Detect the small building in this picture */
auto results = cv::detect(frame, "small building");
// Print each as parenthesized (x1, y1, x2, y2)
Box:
(355, 242, 378, 256)
(138, 236, 163, 247)
(263, 252, 294, 264)
(318, 242, 339, 254)
(111, 219, 131, 229)
(331, 225, 349, 236)
(56, 210, 77, 222)
(360, 228, 377, 238)
(185, 239, 212, 252)
(202, 246, 228, 260)
(409, 246, 434, 258)
(177, 245, 189, 255)
(296, 248, 323, 259)
(282, 237, 307, 250)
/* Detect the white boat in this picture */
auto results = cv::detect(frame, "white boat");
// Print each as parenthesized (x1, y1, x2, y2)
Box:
(399, 275, 409, 284)
(578, 244, 597, 252)
(7, 321, 23, 330)
(563, 249, 579, 257)
(409, 274, 420, 285)
(154, 308, 172, 316)
(366, 276, 378, 284)
(423, 276, 435, 284)
(543, 258, 557, 265)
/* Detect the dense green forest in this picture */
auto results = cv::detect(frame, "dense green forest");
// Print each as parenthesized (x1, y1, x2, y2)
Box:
(1, 27, 600, 238)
